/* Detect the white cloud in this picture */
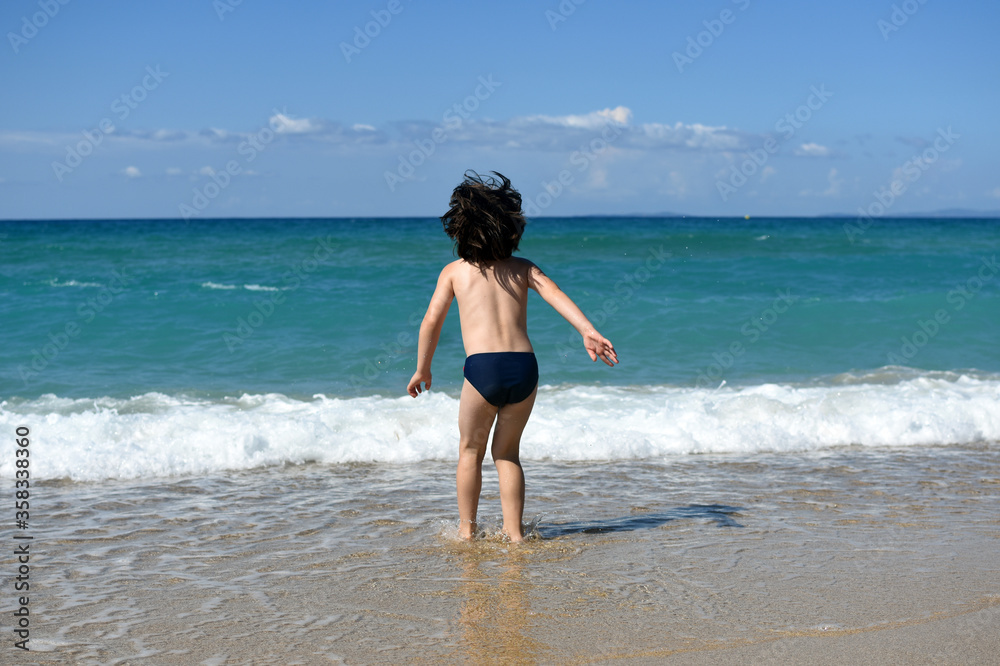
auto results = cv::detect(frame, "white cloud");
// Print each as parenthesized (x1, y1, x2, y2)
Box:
(121, 166, 141, 178)
(519, 106, 633, 130)
(759, 166, 777, 183)
(462, 108, 750, 154)
(794, 143, 831, 157)
(0, 108, 823, 162)
(198, 166, 215, 176)
(202, 128, 230, 141)
(148, 129, 187, 141)
(270, 113, 318, 134)
(166, 167, 183, 176)
(0, 130, 61, 146)
(650, 122, 745, 151)
(987, 187, 1000, 199)
(2, 105, 747, 159)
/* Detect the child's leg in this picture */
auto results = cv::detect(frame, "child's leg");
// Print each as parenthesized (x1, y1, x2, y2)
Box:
(491, 387, 537, 543)
(457, 379, 500, 539)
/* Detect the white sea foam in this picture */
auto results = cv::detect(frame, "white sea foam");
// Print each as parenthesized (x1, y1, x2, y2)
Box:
(47, 278, 103, 288)
(201, 282, 282, 291)
(2, 376, 998, 481)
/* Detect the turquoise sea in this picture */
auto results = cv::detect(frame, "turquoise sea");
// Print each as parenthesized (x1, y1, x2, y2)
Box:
(1, 216, 998, 480)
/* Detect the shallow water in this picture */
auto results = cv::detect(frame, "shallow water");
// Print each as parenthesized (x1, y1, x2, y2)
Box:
(11, 443, 1000, 663)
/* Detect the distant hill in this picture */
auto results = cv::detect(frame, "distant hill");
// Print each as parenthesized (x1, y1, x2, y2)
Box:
(588, 208, 1000, 219)
(823, 208, 1000, 219)
(896, 208, 1000, 218)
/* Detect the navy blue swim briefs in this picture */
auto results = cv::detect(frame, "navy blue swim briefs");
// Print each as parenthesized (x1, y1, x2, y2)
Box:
(463, 352, 538, 407)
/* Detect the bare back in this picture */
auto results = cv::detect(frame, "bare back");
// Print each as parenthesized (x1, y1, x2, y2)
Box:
(448, 257, 534, 356)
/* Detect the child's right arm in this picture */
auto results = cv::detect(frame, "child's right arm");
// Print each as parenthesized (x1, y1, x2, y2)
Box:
(527, 262, 619, 367)
(406, 265, 455, 397)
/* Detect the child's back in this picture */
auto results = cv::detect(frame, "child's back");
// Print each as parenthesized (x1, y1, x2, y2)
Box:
(447, 257, 533, 356)
(407, 172, 617, 543)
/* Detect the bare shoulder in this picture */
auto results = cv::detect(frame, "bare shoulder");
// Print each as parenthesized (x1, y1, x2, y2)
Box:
(439, 259, 464, 279)
(508, 256, 539, 274)
(429, 260, 463, 298)
(514, 256, 551, 289)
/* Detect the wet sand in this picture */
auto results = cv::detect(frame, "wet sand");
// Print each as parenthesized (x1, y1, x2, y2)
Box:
(5, 444, 999, 664)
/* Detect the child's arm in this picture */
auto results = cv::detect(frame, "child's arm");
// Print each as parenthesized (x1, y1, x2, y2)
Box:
(527, 262, 619, 367)
(406, 265, 455, 397)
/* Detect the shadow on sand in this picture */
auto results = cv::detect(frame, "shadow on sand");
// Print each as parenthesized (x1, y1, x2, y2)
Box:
(538, 504, 744, 538)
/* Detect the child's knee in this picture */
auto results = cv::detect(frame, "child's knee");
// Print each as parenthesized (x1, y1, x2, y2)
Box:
(458, 445, 486, 464)
(492, 452, 520, 465)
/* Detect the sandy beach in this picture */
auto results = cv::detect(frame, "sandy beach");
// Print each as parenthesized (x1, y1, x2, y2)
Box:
(5, 442, 998, 664)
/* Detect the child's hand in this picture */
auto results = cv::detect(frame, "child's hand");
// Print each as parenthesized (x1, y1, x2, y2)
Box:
(407, 370, 432, 397)
(584, 330, 619, 367)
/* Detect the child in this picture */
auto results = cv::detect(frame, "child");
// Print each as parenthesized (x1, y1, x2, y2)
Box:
(406, 171, 618, 543)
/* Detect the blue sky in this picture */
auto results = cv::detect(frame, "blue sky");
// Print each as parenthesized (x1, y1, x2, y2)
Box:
(2, 0, 998, 219)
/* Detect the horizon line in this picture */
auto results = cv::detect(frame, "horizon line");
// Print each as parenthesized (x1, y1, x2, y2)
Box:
(4, 211, 1000, 223)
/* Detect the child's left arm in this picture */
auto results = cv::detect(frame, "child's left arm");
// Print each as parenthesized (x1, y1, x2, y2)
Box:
(406, 266, 455, 397)
(527, 261, 619, 367)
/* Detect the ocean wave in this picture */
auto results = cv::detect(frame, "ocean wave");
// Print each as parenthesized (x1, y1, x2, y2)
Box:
(201, 282, 283, 291)
(2, 375, 998, 481)
(46, 279, 103, 288)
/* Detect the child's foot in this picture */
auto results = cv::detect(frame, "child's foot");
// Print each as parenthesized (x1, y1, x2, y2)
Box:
(502, 528, 524, 544)
(459, 520, 477, 541)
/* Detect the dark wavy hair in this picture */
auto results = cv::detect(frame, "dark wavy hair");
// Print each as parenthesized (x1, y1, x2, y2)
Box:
(441, 171, 526, 264)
